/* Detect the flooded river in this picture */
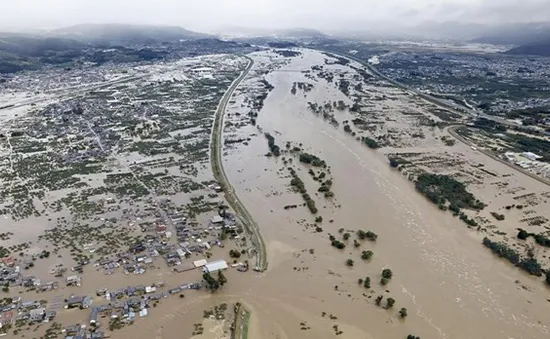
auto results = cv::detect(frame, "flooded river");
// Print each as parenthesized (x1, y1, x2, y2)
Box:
(220, 50, 550, 339)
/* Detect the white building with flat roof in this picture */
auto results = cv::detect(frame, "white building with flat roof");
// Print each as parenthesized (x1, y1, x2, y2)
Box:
(202, 260, 228, 273)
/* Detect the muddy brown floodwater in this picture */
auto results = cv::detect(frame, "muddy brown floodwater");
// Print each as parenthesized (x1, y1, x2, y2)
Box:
(219, 50, 550, 339)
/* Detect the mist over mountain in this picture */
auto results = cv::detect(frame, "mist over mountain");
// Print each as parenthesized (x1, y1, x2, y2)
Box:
(50, 24, 210, 45)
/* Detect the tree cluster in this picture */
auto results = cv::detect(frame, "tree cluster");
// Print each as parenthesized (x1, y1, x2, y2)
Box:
(517, 229, 550, 248)
(357, 230, 378, 241)
(265, 133, 281, 156)
(415, 173, 484, 213)
(299, 153, 326, 167)
(482, 237, 542, 276)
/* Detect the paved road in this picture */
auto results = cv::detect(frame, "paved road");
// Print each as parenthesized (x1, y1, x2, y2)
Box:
(448, 125, 550, 186)
(323, 49, 550, 186)
(210, 57, 267, 271)
(331, 51, 517, 128)
(0, 74, 146, 112)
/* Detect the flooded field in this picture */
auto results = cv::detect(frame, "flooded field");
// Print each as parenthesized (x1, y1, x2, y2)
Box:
(219, 49, 550, 339)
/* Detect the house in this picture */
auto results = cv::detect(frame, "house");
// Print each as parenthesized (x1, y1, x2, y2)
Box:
(66, 275, 81, 287)
(66, 296, 91, 309)
(173, 262, 195, 273)
(156, 225, 167, 234)
(193, 259, 207, 268)
(176, 249, 186, 259)
(20, 300, 40, 310)
(1, 257, 14, 267)
(89, 307, 99, 324)
(202, 260, 228, 273)
(211, 216, 224, 224)
(45, 310, 56, 322)
(29, 307, 45, 322)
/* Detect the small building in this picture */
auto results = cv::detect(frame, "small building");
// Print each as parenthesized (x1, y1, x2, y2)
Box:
(176, 249, 186, 259)
(29, 307, 45, 322)
(211, 215, 224, 224)
(193, 259, 207, 268)
(521, 152, 542, 161)
(66, 275, 81, 287)
(156, 225, 167, 234)
(173, 262, 195, 273)
(202, 260, 228, 273)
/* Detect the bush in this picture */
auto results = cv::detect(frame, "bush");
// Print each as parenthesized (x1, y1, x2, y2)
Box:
(407, 335, 420, 339)
(399, 308, 407, 318)
(331, 240, 345, 249)
(361, 250, 373, 260)
(490, 212, 505, 221)
(343, 233, 351, 240)
(382, 269, 393, 279)
(363, 137, 380, 149)
(363, 277, 371, 289)
(380, 278, 389, 286)
(229, 249, 241, 258)
(346, 259, 354, 267)
(386, 298, 395, 309)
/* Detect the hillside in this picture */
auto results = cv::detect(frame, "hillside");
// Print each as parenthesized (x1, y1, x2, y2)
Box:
(471, 23, 550, 45)
(506, 40, 550, 57)
(51, 24, 210, 46)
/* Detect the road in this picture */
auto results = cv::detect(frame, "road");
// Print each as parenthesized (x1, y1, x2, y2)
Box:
(210, 56, 268, 271)
(0, 74, 146, 112)
(448, 125, 550, 186)
(323, 49, 550, 186)
(332, 51, 517, 127)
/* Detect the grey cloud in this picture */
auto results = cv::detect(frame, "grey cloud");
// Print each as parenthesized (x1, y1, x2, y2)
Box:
(0, 0, 548, 32)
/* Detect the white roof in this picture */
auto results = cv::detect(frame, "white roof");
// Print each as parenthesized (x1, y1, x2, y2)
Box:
(193, 259, 208, 267)
(211, 215, 224, 224)
(203, 260, 228, 273)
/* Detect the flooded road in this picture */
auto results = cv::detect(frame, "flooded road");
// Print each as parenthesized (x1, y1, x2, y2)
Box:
(221, 49, 550, 339)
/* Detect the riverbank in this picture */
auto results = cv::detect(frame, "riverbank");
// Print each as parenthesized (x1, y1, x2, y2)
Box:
(210, 56, 268, 272)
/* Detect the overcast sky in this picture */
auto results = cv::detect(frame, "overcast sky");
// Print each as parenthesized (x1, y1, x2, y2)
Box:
(1, 0, 549, 32)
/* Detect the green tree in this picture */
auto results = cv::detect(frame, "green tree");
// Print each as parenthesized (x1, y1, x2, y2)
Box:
(375, 295, 383, 306)
(380, 278, 389, 286)
(382, 268, 393, 279)
(363, 277, 371, 289)
(203, 273, 220, 291)
(217, 271, 227, 287)
(361, 250, 373, 260)
(399, 308, 407, 318)
(346, 259, 354, 267)
(343, 233, 351, 240)
(386, 298, 395, 309)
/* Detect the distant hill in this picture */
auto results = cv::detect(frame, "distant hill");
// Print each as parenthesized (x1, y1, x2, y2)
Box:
(50, 24, 210, 46)
(0, 33, 88, 73)
(212, 25, 328, 39)
(276, 28, 328, 39)
(470, 23, 550, 45)
(505, 39, 550, 57)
